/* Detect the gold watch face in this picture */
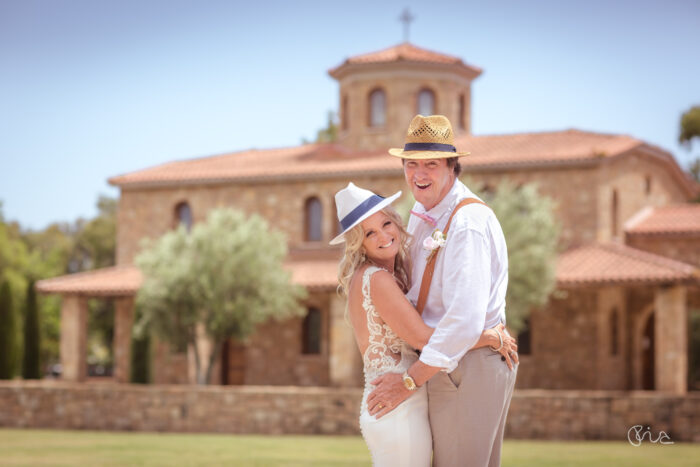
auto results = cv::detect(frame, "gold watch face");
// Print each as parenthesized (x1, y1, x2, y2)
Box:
(403, 375, 416, 390)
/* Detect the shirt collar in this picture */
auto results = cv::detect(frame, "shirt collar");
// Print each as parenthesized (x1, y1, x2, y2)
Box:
(415, 178, 462, 223)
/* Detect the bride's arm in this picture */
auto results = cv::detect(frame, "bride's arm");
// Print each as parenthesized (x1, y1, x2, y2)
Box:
(369, 270, 433, 350)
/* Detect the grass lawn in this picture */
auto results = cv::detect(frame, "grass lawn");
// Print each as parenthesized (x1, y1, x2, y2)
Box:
(0, 429, 697, 466)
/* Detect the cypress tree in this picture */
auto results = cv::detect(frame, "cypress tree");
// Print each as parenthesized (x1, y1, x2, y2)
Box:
(0, 278, 15, 379)
(130, 331, 150, 384)
(22, 280, 41, 379)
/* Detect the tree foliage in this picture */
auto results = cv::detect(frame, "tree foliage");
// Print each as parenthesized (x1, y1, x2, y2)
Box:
(130, 320, 151, 384)
(679, 106, 700, 190)
(302, 110, 338, 145)
(315, 111, 338, 143)
(135, 208, 307, 384)
(680, 106, 700, 147)
(22, 279, 41, 379)
(0, 195, 118, 376)
(0, 278, 15, 378)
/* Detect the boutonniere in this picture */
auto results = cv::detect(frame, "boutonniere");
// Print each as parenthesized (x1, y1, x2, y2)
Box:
(423, 230, 446, 262)
(410, 209, 446, 261)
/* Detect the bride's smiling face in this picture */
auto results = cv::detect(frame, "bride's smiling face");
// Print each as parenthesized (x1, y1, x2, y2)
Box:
(360, 210, 401, 265)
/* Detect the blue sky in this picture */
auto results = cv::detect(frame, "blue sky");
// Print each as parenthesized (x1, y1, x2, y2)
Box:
(1, 0, 699, 230)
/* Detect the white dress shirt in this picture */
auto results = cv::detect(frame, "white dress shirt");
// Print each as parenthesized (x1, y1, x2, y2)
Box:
(406, 179, 508, 373)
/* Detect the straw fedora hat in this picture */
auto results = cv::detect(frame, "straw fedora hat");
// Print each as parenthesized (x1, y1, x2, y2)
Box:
(329, 183, 402, 245)
(389, 114, 470, 159)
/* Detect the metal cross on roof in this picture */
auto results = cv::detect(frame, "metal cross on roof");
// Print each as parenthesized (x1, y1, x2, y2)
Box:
(399, 8, 414, 43)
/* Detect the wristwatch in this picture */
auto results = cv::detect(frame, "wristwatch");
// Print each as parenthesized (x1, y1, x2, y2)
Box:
(402, 371, 418, 391)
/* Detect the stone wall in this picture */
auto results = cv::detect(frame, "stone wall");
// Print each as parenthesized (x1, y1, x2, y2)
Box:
(505, 389, 700, 442)
(151, 291, 345, 387)
(1, 382, 699, 441)
(518, 288, 601, 390)
(470, 165, 599, 249)
(599, 151, 690, 243)
(116, 176, 406, 266)
(626, 235, 700, 269)
(118, 163, 618, 269)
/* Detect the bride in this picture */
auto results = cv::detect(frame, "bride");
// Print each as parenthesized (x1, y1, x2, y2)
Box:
(330, 183, 517, 466)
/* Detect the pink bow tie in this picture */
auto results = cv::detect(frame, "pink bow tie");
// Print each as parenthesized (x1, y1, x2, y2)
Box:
(410, 210, 437, 228)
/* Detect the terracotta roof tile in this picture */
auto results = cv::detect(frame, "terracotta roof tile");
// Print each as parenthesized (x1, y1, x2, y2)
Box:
(329, 43, 483, 78)
(36, 266, 142, 297)
(286, 259, 338, 291)
(625, 205, 700, 236)
(35, 260, 339, 296)
(346, 42, 465, 65)
(108, 143, 402, 187)
(557, 242, 699, 288)
(108, 130, 648, 188)
(456, 129, 641, 168)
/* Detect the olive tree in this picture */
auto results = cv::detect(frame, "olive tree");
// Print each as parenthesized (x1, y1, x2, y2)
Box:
(135, 208, 306, 384)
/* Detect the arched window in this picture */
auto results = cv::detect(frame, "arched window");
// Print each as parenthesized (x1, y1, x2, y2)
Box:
(458, 94, 466, 130)
(304, 197, 322, 242)
(610, 308, 619, 356)
(368, 88, 386, 127)
(175, 201, 192, 232)
(611, 189, 619, 237)
(417, 88, 435, 115)
(332, 196, 342, 238)
(645, 175, 652, 195)
(341, 94, 348, 131)
(517, 318, 531, 355)
(302, 307, 322, 354)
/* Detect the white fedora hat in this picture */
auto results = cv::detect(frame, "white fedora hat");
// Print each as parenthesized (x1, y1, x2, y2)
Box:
(330, 183, 402, 245)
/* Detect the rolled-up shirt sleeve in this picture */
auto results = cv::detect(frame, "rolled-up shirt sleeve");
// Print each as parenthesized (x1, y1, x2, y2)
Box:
(418, 225, 490, 373)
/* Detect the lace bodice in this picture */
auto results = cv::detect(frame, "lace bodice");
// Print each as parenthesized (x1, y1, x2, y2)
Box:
(361, 266, 410, 383)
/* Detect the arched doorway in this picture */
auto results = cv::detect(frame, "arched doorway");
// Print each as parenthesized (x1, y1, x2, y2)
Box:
(221, 339, 246, 385)
(641, 312, 655, 390)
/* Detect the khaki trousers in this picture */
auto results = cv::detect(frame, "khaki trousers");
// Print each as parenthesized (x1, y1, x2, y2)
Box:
(427, 347, 517, 467)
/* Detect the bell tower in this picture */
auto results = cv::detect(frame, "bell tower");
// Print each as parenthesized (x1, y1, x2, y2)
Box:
(328, 43, 482, 152)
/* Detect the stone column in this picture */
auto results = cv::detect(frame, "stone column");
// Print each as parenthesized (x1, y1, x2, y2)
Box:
(654, 285, 687, 394)
(113, 296, 134, 383)
(60, 295, 88, 382)
(328, 293, 359, 387)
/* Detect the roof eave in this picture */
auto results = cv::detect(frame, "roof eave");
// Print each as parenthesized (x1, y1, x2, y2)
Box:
(110, 167, 405, 190)
(557, 277, 699, 289)
(329, 60, 482, 81)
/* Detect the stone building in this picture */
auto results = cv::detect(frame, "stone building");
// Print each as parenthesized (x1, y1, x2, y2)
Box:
(37, 43, 700, 394)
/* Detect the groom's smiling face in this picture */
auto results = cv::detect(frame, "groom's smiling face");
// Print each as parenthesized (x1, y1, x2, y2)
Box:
(403, 158, 455, 211)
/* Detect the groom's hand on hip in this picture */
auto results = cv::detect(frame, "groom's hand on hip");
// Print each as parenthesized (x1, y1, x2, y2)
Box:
(367, 373, 411, 419)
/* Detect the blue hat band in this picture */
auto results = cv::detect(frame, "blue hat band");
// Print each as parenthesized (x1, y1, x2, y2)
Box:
(340, 195, 384, 231)
(403, 142, 456, 152)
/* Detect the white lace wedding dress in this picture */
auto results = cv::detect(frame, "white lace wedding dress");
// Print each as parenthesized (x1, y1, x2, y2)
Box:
(358, 266, 432, 467)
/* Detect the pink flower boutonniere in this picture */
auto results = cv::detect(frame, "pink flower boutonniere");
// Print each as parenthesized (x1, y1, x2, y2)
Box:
(410, 209, 446, 262)
(423, 230, 446, 262)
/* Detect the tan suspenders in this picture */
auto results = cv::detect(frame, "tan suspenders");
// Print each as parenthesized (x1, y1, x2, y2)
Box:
(415, 198, 488, 315)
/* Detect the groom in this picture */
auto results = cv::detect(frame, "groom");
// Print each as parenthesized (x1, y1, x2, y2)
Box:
(367, 115, 518, 467)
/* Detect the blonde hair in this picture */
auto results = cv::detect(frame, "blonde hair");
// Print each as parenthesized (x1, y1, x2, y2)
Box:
(337, 206, 412, 297)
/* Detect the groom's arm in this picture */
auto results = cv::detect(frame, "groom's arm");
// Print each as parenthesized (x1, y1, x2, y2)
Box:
(417, 222, 490, 372)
